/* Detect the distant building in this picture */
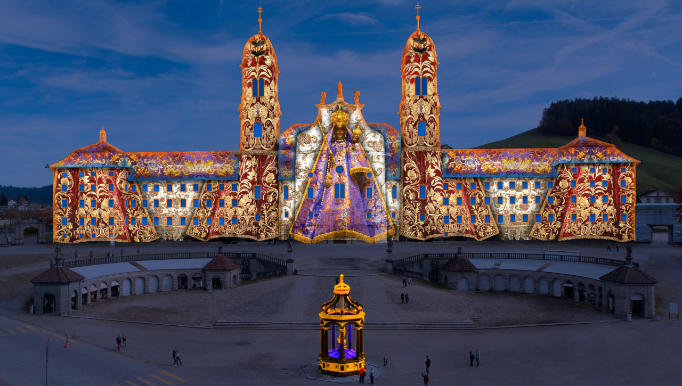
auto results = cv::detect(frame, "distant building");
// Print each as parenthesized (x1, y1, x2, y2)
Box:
(635, 190, 681, 244)
(638, 190, 677, 204)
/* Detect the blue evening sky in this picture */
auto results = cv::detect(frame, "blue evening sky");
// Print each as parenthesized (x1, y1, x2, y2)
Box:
(1, 0, 681, 187)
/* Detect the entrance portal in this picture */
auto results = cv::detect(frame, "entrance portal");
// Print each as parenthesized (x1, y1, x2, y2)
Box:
(631, 293, 645, 317)
(43, 294, 55, 314)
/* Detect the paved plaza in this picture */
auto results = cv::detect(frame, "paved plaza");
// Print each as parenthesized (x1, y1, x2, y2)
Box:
(1, 239, 681, 385)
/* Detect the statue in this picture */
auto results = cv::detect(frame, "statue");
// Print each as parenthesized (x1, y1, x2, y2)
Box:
(320, 91, 327, 105)
(386, 235, 393, 252)
(626, 243, 633, 258)
(287, 235, 293, 253)
(337, 81, 343, 100)
(354, 90, 360, 105)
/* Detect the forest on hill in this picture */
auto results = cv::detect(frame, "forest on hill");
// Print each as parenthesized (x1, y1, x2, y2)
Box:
(538, 97, 682, 157)
(0, 185, 52, 205)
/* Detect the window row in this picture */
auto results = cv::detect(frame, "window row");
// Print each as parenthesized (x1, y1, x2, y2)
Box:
(62, 215, 263, 227)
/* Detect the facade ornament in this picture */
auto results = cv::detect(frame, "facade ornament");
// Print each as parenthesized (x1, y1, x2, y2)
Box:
(579, 118, 586, 137)
(337, 81, 343, 101)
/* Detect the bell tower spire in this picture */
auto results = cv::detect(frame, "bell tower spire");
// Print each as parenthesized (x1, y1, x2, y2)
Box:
(415, 3, 421, 31)
(258, 6, 263, 34)
(99, 125, 107, 143)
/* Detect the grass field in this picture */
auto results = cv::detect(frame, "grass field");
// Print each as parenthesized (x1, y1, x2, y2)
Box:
(475, 128, 682, 192)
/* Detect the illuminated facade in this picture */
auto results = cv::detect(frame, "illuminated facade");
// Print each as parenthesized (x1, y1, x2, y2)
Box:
(51, 8, 638, 244)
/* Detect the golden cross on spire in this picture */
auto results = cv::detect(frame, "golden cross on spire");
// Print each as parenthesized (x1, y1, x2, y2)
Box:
(257, 6, 263, 33)
(415, 3, 421, 31)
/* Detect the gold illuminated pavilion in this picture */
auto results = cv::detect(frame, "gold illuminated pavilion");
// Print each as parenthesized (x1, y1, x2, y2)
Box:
(318, 275, 365, 376)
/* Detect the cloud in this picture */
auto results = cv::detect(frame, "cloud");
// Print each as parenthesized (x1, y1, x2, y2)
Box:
(318, 12, 381, 26)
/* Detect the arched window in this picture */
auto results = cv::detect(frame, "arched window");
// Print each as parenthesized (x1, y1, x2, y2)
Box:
(252, 79, 258, 97)
(417, 121, 426, 137)
(421, 77, 428, 95)
(254, 122, 263, 138)
(414, 76, 421, 96)
(252, 78, 265, 97)
(258, 78, 265, 96)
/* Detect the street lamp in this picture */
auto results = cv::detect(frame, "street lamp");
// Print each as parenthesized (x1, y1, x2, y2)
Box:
(46, 331, 70, 386)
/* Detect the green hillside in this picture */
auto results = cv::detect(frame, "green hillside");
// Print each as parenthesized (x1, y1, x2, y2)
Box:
(476, 128, 682, 192)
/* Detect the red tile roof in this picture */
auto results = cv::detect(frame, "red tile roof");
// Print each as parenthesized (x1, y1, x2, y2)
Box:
(599, 265, 657, 285)
(440, 255, 477, 272)
(203, 254, 241, 271)
(30, 267, 85, 284)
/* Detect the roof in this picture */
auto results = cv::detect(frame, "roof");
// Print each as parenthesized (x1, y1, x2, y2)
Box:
(51, 141, 132, 169)
(599, 264, 658, 285)
(441, 255, 477, 272)
(203, 254, 241, 271)
(30, 267, 85, 284)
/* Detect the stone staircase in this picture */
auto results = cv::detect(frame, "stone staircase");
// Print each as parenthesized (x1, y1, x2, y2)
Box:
(214, 320, 475, 330)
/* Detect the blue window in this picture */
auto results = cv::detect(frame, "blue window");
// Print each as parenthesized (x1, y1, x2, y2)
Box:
(620, 195, 626, 203)
(79, 200, 85, 208)
(206, 199, 212, 208)
(590, 213, 595, 222)
(180, 217, 186, 226)
(254, 122, 263, 138)
(232, 217, 238, 224)
(61, 200, 67, 208)
(308, 188, 313, 199)
(620, 180, 626, 188)
(194, 184, 200, 192)
(484, 197, 490, 205)
(79, 233, 84, 239)
(92, 233, 96, 238)
(219, 184, 224, 191)
(142, 200, 147, 208)
(61, 217, 67, 226)
(419, 213, 426, 222)
(548, 214, 555, 222)
(79, 217, 84, 226)
(535, 181, 541, 189)
(419, 185, 426, 199)
(470, 182, 476, 190)
(79, 171, 84, 177)
(219, 217, 225, 225)
(167, 199, 173, 207)
(181, 199, 187, 207)
(484, 182, 490, 190)
(256, 213, 262, 222)
(535, 214, 541, 223)
(180, 184, 186, 192)
(456, 183, 462, 190)
(142, 184, 148, 192)
(207, 184, 212, 192)
(232, 183, 238, 191)
(131, 200, 137, 208)
(590, 180, 595, 188)
(165, 184, 171, 192)
(485, 215, 490, 223)
(510, 214, 516, 223)
(443, 182, 449, 190)
(509, 182, 515, 189)
(497, 182, 503, 189)
(309, 211, 314, 219)
(109, 217, 114, 226)
(456, 216, 462, 224)
(443, 197, 449, 206)
(391, 212, 396, 219)
(444, 215, 450, 224)
(621, 213, 627, 222)
(219, 199, 225, 208)
(470, 197, 476, 205)
(62, 184, 67, 192)
(523, 214, 528, 223)
(548, 196, 554, 204)
(571, 180, 576, 188)
(232, 199, 238, 207)
(602, 180, 607, 187)
(421, 77, 428, 95)
(89, 200, 96, 207)
(365, 211, 371, 220)
(497, 215, 504, 223)
(602, 195, 608, 203)
(572, 167, 577, 173)
(154, 185, 159, 192)
(603, 214, 608, 222)
(193, 199, 199, 207)
(366, 188, 372, 199)
(621, 167, 626, 173)
(91, 217, 96, 226)
(130, 218, 136, 226)
(62, 172, 67, 178)
(154, 217, 159, 225)
(590, 167, 595, 173)
(471, 215, 476, 223)
(510, 196, 516, 204)
(207, 217, 212, 225)
(457, 197, 462, 206)
(62, 234, 67, 239)
(522, 196, 528, 204)
(258, 78, 264, 96)
(254, 186, 261, 199)
(414, 76, 421, 95)
(590, 196, 596, 203)
(154, 199, 159, 208)
(79, 184, 84, 191)
(522, 181, 528, 189)
(252, 78, 259, 97)
(284, 186, 289, 200)
(131, 185, 136, 192)
(497, 197, 503, 205)
(392, 185, 397, 199)
(168, 217, 174, 225)
(535, 196, 541, 204)
(571, 214, 577, 222)
(142, 217, 148, 225)
(193, 217, 199, 225)
(571, 195, 576, 203)
(334, 183, 346, 199)
(417, 121, 426, 137)
(548, 181, 554, 189)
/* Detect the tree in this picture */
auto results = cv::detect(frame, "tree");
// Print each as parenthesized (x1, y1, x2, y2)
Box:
(0, 194, 7, 206)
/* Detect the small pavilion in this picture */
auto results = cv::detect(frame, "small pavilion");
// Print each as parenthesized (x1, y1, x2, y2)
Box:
(318, 275, 365, 376)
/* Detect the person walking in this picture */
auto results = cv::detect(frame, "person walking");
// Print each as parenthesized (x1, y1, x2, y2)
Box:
(422, 372, 429, 386)
(607, 242, 612, 251)
(116, 335, 122, 351)
(176, 349, 182, 366)
(122, 334, 127, 348)
(383, 355, 387, 366)
(358, 366, 366, 383)
(469, 350, 475, 366)
(425, 356, 431, 373)
(408, 278, 412, 286)
(369, 368, 375, 384)
(405, 293, 409, 304)
(173, 349, 177, 366)
(401, 293, 405, 304)
(475, 349, 480, 366)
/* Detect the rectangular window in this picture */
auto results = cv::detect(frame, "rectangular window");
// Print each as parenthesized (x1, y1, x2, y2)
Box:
(62, 172, 67, 178)
(180, 184, 186, 192)
(219, 217, 225, 225)
(497, 215, 504, 224)
(142, 184, 148, 192)
(497, 182, 503, 189)
(79, 184, 84, 191)
(142, 217, 148, 225)
(232, 217, 238, 225)
(602, 195, 608, 203)
(207, 184, 212, 192)
(154, 185, 159, 192)
(232, 199, 238, 207)
(443, 197, 449, 206)
(79, 217, 84, 226)
(484, 196, 490, 205)
(621, 213, 627, 222)
(219, 199, 225, 208)
(131, 199, 137, 208)
(590, 167, 595, 173)
(620, 180, 626, 188)
(535, 195, 541, 204)
(571, 214, 577, 222)
(193, 199, 199, 207)
(207, 217, 212, 225)
(620, 195, 626, 203)
(590, 180, 595, 188)
(90, 199, 97, 207)
(485, 215, 490, 223)
(93, 184, 97, 191)
(602, 180, 607, 187)
(310, 211, 315, 219)
(154, 199, 159, 208)
(572, 167, 577, 173)
(419, 185, 426, 199)
(510, 196, 516, 204)
(206, 199, 213, 208)
(470, 197, 476, 205)
(167, 217, 173, 225)
(131, 185, 136, 193)
(484, 182, 490, 190)
(535, 214, 541, 223)
(510, 214, 516, 223)
(571, 195, 576, 203)
(621, 167, 626, 173)
(590, 196, 596, 203)
(154, 217, 159, 225)
(131, 218, 137, 225)
(334, 184, 346, 199)
(444, 215, 450, 224)
(193, 217, 199, 225)
(456, 182, 462, 190)
(254, 185, 261, 199)
(167, 199, 173, 207)
(522, 196, 528, 204)
(308, 188, 314, 199)
(194, 183, 200, 192)
(548, 214, 555, 222)
(108, 217, 114, 226)
(509, 181, 516, 189)
(91, 217, 96, 226)
(79, 171, 84, 177)
(571, 180, 576, 188)
(470, 182, 476, 190)
(456, 216, 462, 224)
(62, 217, 67, 226)
(457, 197, 463, 206)
(181, 199, 186, 207)
(62, 184, 67, 192)
(497, 197, 503, 205)
(548, 196, 554, 204)
(284, 185, 289, 200)
(548, 181, 554, 189)
(523, 214, 528, 223)
(535, 181, 541, 189)
(142, 199, 148, 208)
(166, 184, 172, 192)
(79, 200, 85, 208)
(392, 185, 397, 199)
(443, 182, 449, 190)
(522, 181, 528, 189)
(232, 183, 238, 191)
(391, 212, 396, 219)
(603, 214, 608, 222)
(590, 213, 596, 222)
(180, 217, 186, 226)
(219, 184, 225, 191)
(471, 215, 476, 223)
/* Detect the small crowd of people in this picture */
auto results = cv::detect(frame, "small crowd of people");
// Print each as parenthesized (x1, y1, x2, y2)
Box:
(115, 334, 127, 351)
